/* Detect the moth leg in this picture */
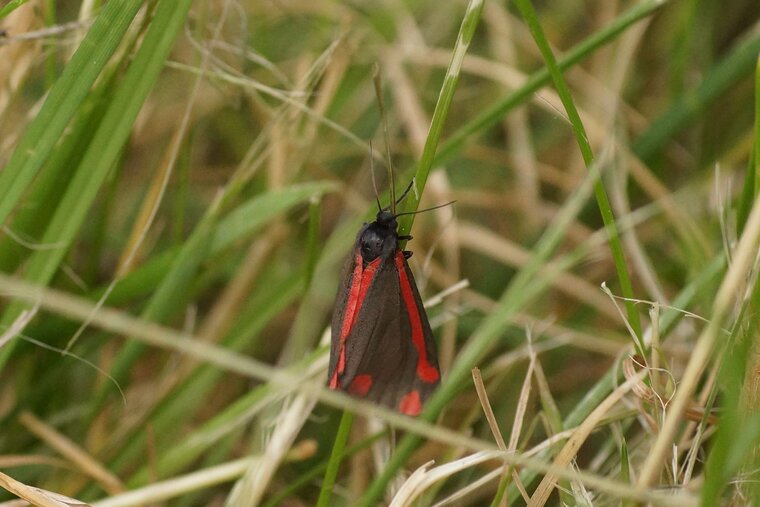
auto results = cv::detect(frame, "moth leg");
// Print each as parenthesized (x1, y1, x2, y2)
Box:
(398, 235, 413, 241)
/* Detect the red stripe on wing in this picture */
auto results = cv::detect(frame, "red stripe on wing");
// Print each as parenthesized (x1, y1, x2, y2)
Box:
(329, 253, 381, 389)
(394, 251, 439, 384)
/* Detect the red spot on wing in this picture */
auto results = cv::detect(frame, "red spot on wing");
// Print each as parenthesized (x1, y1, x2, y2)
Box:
(395, 252, 439, 384)
(330, 253, 382, 389)
(398, 390, 422, 416)
(348, 374, 373, 397)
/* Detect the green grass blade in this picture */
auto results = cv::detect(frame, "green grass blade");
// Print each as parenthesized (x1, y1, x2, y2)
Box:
(511, 0, 642, 344)
(397, 0, 485, 238)
(0, 64, 118, 272)
(737, 56, 760, 232)
(316, 411, 354, 507)
(0, 0, 31, 20)
(0, 0, 194, 370)
(84, 182, 335, 306)
(0, 0, 142, 225)
(213, 182, 336, 252)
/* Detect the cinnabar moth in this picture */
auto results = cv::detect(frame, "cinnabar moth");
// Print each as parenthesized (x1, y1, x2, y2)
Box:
(327, 187, 441, 416)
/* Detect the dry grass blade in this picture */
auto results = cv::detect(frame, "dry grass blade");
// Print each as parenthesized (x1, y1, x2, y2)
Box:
(226, 395, 316, 506)
(0, 470, 90, 507)
(390, 450, 504, 506)
(638, 192, 760, 488)
(91, 458, 255, 507)
(0, 306, 36, 349)
(472, 367, 508, 450)
(18, 412, 124, 495)
(528, 368, 647, 506)
(472, 366, 512, 506)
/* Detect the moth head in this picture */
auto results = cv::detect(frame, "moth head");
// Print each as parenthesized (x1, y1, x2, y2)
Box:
(360, 213, 399, 262)
(375, 210, 397, 231)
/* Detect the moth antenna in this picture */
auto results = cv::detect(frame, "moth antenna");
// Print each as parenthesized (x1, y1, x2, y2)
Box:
(368, 141, 382, 212)
(382, 179, 416, 212)
(373, 63, 396, 215)
(394, 200, 456, 218)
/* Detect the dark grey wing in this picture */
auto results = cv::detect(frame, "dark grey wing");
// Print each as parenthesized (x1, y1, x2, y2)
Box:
(337, 253, 440, 414)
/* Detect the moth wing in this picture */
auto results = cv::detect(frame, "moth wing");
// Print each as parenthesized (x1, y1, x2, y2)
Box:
(328, 249, 358, 382)
(335, 252, 440, 414)
(382, 254, 441, 413)
(331, 255, 399, 384)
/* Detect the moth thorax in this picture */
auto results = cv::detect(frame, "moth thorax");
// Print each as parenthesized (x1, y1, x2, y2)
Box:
(360, 222, 398, 262)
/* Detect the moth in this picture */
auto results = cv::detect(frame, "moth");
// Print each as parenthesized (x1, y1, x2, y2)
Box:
(328, 187, 441, 416)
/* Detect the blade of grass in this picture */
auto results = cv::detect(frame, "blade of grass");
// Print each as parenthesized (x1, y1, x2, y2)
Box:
(512, 0, 642, 347)
(0, 0, 30, 20)
(87, 182, 335, 305)
(396, 0, 485, 238)
(0, 0, 194, 371)
(212, 182, 336, 251)
(737, 56, 760, 232)
(316, 411, 354, 507)
(0, 0, 142, 225)
(0, 60, 120, 273)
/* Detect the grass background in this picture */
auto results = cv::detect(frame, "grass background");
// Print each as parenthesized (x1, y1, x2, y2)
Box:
(0, 0, 759, 505)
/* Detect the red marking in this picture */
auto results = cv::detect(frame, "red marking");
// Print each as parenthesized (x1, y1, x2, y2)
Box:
(329, 368, 339, 389)
(331, 253, 382, 388)
(398, 390, 422, 416)
(348, 374, 373, 396)
(395, 252, 439, 384)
